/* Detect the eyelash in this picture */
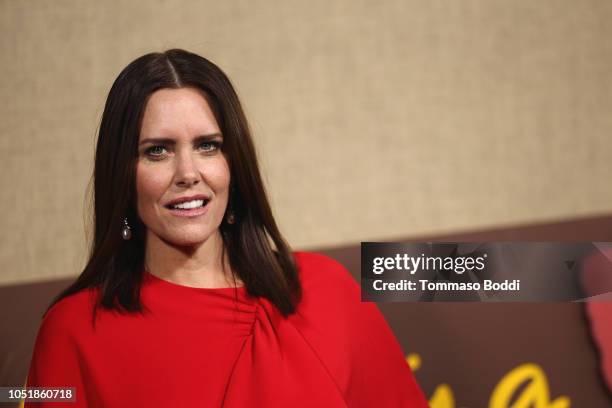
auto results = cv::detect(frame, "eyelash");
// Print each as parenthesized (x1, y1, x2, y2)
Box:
(144, 141, 222, 159)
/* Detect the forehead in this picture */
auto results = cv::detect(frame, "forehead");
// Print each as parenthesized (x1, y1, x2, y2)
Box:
(140, 87, 220, 139)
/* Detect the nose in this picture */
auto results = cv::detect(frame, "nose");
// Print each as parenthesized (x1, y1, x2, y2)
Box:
(174, 151, 200, 187)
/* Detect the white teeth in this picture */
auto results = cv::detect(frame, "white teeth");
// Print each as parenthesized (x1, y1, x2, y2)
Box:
(171, 199, 205, 210)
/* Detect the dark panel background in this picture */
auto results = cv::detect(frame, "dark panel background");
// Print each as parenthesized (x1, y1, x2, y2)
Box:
(2, 214, 612, 407)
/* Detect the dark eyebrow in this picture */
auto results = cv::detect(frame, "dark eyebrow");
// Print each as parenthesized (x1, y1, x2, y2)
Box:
(139, 133, 223, 146)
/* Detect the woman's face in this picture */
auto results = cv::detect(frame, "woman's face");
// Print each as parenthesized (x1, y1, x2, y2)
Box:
(136, 87, 230, 247)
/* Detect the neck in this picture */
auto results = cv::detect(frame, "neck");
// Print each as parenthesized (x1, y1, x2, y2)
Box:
(143, 230, 242, 288)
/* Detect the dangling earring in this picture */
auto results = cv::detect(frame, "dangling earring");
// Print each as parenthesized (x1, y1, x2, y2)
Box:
(121, 217, 132, 240)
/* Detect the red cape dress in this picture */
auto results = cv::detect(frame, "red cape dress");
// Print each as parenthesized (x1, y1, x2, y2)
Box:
(26, 252, 429, 407)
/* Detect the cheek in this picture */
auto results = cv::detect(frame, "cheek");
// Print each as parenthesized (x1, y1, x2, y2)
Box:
(207, 158, 231, 193)
(136, 165, 169, 209)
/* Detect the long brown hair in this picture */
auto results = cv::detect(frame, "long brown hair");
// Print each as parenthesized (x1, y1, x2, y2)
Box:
(49, 49, 301, 318)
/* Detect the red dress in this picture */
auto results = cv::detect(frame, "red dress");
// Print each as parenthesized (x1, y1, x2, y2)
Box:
(25, 252, 429, 407)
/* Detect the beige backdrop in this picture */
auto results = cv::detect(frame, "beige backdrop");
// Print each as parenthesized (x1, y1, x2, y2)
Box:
(1, 0, 612, 285)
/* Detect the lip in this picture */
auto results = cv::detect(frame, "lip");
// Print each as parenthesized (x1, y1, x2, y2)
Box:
(165, 200, 210, 218)
(165, 194, 210, 207)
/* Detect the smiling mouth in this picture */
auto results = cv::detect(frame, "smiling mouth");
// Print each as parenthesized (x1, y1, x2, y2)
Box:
(164, 198, 210, 211)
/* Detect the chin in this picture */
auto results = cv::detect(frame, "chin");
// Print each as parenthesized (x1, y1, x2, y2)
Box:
(165, 229, 218, 247)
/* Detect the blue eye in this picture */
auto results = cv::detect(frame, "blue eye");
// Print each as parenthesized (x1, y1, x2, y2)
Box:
(145, 145, 167, 157)
(142, 140, 221, 160)
(199, 141, 221, 153)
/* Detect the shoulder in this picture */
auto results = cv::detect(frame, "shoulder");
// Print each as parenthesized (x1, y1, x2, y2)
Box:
(293, 251, 359, 293)
(37, 288, 98, 342)
(290, 251, 394, 335)
(291, 251, 362, 319)
(27, 289, 99, 389)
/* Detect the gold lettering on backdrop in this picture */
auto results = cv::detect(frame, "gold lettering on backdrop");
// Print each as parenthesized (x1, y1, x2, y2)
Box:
(429, 384, 455, 407)
(406, 355, 571, 408)
(489, 363, 570, 408)
(406, 353, 422, 371)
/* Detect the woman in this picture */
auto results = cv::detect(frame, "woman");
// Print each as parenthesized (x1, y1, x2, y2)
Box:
(25, 49, 428, 407)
